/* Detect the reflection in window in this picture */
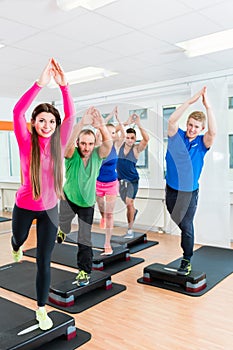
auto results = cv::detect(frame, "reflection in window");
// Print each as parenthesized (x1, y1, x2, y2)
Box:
(0, 131, 20, 182)
(163, 106, 176, 178)
(136, 143, 148, 169)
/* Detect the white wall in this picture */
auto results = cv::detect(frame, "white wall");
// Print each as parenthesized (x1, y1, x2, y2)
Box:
(0, 96, 44, 122)
(0, 97, 16, 120)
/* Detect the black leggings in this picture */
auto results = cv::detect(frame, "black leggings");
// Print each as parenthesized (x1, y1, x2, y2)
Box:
(11, 204, 58, 307)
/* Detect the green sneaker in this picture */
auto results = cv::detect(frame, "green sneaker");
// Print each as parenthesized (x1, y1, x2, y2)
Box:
(177, 259, 192, 276)
(36, 307, 53, 331)
(12, 247, 23, 262)
(57, 228, 66, 244)
(75, 270, 90, 286)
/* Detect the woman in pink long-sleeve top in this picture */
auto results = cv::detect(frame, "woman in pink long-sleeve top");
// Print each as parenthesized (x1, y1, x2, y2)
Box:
(11, 58, 75, 330)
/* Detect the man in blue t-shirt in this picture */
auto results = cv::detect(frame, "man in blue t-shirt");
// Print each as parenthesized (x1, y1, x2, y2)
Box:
(165, 86, 217, 275)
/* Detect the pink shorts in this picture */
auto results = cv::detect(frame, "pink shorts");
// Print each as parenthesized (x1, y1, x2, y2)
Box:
(96, 179, 119, 197)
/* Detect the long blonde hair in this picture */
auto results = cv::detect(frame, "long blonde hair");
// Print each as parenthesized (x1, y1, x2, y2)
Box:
(30, 103, 63, 200)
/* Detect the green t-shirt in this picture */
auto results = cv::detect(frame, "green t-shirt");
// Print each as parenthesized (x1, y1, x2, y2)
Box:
(63, 147, 103, 207)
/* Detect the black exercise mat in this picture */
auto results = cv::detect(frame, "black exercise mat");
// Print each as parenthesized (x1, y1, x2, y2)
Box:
(0, 261, 126, 313)
(24, 243, 145, 275)
(0, 216, 11, 222)
(0, 296, 91, 350)
(137, 245, 233, 296)
(65, 230, 158, 253)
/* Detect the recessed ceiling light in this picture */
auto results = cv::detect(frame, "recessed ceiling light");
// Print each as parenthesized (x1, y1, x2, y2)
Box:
(48, 66, 118, 88)
(57, 0, 117, 11)
(176, 28, 233, 57)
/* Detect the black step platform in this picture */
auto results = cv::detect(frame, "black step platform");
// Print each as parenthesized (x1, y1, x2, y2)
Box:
(65, 231, 158, 254)
(111, 231, 148, 247)
(92, 246, 130, 270)
(0, 261, 126, 314)
(0, 297, 91, 350)
(142, 263, 206, 293)
(49, 270, 112, 307)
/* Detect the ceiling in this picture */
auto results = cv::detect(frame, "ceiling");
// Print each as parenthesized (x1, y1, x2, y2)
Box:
(0, 0, 233, 102)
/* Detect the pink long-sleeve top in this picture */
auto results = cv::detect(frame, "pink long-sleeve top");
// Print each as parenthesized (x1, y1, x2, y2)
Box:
(13, 82, 75, 211)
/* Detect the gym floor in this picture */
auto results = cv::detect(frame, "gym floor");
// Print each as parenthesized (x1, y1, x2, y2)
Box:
(0, 211, 232, 350)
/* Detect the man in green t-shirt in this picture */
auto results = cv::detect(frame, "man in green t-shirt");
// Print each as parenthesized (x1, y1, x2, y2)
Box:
(57, 107, 112, 286)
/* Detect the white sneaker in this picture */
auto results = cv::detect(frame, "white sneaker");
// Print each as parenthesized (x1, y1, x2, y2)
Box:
(124, 230, 134, 239)
(36, 307, 53, 331)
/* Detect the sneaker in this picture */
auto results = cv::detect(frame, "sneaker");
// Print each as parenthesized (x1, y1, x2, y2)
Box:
(123, 229, 134, 239)
(57, 228, 66, 244)
(133, 209, 138, 222)
(12, 247, 23, 262)
(99, 218, 106, 229)
(36, 307, 53, 331)
(177, 259, 192, 276)
(75, 270, 90, 286)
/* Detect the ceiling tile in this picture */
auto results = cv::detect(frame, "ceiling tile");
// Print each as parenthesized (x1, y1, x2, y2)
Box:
(0, 0, 87, 29)
(142, 12, 222, 43)
(179, 0, 226, 10)
(50, 11, 132, 45)
(96, 0, 192, 29)
(97, 31, 162, 56)
(199, 0, 233, 29)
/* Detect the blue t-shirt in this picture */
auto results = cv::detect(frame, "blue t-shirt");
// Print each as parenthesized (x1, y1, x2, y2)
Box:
(97, 145, 118, 182)
(117, 143, 139, 182)
(165, 128, 209, 191)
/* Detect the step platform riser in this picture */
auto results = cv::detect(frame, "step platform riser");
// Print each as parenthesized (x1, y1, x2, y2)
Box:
(49, 272, 113, 307)
(92, 248, 130, 270)
(143, 263, 206, 293)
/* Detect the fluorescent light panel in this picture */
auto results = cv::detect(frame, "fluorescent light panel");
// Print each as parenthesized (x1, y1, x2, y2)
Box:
(57, 0, 117, 11)
(48, 66, 118, 88)
(176, 28, 233, 57)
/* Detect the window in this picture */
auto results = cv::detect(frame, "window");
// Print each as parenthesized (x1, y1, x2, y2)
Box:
(229, 134, 233, 168)
(228, 96, 233, 109)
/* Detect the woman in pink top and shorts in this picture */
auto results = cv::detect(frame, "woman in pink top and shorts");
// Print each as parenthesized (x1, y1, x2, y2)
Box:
(96, 107, 125, 255)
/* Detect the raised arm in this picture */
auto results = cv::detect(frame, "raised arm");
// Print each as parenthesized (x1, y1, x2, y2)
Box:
(202, 87, 217, 148)
(51, 59, 75, 146)
(103, 106, 116, 124)
(92, 109, 113, 159)
(114, 107, 126, 150)
(13, 59, 54, 144)
(133, 114, 149, 154)
(120, 113, 136, 127)
(167, 87, 205, 137)
(64, 107, 94, 158)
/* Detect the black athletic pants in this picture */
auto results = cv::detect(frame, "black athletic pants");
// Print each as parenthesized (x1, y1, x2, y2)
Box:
(11, 204, 58, 307)
(165, 185, 198, 261)
(59, 197, 94, 274)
